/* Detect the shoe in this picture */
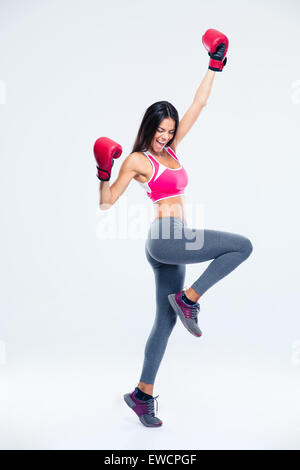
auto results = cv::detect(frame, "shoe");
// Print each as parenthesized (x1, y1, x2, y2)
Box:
(123, 387, 163, 427)
(168, 290, 202, 337)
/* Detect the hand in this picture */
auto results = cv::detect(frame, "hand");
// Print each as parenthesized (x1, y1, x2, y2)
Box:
(209, 43, 227, 70)
(93, 137, 122, 181)
(202, 28, 229, 72)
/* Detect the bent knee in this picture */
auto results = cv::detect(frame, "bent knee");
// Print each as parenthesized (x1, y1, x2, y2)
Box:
(241, 236, 253, 258)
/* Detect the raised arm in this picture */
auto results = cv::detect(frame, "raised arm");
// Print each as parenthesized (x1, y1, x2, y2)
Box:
(174, 28, 228, 147)
(174, 69, 216, 147)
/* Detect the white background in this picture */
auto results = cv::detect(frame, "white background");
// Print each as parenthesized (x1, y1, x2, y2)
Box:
(0, 0, 300, 450)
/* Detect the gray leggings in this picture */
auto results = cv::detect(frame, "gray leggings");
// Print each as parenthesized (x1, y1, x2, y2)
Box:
(139, 216, 253, 384)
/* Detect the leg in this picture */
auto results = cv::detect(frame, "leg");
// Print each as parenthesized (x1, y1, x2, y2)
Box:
(147, 219, 253, 297)
(190, 228, 253, 296)
(138, 244, 186, 387)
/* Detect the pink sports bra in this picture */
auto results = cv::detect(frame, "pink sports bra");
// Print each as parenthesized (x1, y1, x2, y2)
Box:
(138, 146, 188, 203)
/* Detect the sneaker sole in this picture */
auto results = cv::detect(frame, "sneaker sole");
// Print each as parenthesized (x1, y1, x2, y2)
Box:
(123, 393, 163, 428)
(168, 294, 202, 337)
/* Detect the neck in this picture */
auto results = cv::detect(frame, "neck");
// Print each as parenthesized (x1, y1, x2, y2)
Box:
(149, 146, 167, 158)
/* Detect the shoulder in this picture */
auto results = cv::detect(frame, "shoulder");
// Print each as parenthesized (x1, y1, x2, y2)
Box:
(120, 151, 148, 175)
(167, 143, 178, 159)
(124, 151, 147, 166)
(168, 142, 177, 154)
(120, 152, 140, 165)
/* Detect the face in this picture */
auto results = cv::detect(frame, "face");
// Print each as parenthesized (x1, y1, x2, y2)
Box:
(151, 118, 176, 153)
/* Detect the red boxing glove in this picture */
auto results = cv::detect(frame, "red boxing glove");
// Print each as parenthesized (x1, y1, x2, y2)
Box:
(93, 137, 122, 181)
(202, 28, 229, 72)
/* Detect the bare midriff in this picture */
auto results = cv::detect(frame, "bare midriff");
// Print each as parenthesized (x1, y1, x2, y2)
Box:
(154, 195, 186, 223)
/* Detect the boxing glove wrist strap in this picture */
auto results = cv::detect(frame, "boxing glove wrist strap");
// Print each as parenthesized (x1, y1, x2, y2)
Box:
(208, 57, 226, 71)
(97, 159, 114, 181)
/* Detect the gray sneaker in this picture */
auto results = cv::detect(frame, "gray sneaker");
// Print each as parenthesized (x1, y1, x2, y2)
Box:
(168, 290, 202, 337)
(123, 388, 163, 427)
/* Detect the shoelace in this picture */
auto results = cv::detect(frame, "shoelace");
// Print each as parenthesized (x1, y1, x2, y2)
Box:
(146, 395, 159, 417)
(181, 286, 200, 321)
(182, 302, 200, 320)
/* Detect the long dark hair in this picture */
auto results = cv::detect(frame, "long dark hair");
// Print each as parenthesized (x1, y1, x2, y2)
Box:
(131, 101, 179, 153)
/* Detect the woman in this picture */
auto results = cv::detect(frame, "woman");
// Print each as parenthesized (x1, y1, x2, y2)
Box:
(97, 31, 253, 428)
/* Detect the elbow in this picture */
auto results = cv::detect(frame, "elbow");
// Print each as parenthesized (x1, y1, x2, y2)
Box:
(99, 201, 113, 211)
(99, 203, 112, 211)
(194, 100, 207, 108)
